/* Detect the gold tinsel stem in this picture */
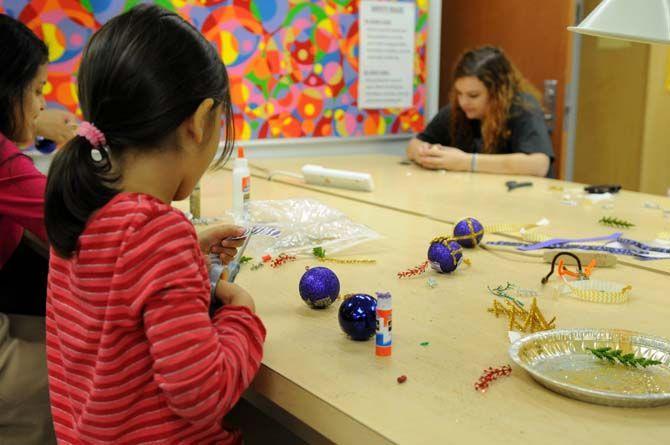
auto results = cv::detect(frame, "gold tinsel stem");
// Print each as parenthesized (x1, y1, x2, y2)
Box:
(318, 257, 376, 264)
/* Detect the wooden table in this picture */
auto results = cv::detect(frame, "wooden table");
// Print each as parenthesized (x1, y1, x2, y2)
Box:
(176, 169, 670, 445)
(248, 155, 670, 275)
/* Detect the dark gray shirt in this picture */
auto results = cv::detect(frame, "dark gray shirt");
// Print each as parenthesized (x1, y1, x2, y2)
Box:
(417, 93, 554, 167)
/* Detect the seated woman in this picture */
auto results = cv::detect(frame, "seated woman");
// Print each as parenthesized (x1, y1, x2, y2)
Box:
(0, 14, 56, 445)
(407, 46, 553, 177)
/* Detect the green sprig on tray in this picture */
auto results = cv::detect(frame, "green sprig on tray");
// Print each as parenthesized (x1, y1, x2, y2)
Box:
(598, 216, 635, 229)
(586, 347, 662, 368)
(239, 256, 253, 264)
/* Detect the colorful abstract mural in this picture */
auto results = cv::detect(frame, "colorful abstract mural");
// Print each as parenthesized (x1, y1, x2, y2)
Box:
(1, 0, 427, 140)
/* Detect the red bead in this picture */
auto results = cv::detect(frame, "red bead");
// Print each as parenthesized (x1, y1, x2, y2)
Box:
(397, 375, 407, 384)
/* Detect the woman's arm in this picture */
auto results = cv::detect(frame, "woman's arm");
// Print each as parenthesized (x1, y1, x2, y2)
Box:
(414, 145, 550, 177)
(407, 137, 430, 161)
(473, 152, 550, 176)
(0, 137, 47, 242)
(408, 106, 452, 161)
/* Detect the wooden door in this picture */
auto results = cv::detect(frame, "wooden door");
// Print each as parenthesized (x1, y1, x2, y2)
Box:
(439, 0, 577, 178)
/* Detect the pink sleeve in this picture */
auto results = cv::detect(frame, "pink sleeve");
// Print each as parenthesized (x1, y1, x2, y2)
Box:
(0, 136, 47, 242)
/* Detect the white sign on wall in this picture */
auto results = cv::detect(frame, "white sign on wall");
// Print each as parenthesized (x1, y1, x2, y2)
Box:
(358, 1, 416, 109)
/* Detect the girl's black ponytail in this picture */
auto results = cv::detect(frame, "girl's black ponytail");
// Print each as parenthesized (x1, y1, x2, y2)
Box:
(45, 135, 118, 258)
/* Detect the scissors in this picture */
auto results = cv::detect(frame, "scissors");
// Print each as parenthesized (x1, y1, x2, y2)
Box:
(223, 233, 252, 283)
(505, 180, 533, 191)
(208, 232, 252, 316)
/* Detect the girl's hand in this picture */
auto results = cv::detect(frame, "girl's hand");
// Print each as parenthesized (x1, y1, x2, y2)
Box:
(415, 145, 470, 171)
(214, 281, 256, 312)
(198, 225, 245, 265)
(35, 109, 78, 144)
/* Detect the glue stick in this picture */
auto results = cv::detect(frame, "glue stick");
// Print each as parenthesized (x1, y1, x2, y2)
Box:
(375, 292, 392, 356)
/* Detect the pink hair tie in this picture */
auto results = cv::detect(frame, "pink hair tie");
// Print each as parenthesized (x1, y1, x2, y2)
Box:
(77, 121, 107, 148)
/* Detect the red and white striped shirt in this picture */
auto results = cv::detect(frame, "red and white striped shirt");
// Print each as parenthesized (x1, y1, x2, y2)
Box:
(47, 192, 266, 444)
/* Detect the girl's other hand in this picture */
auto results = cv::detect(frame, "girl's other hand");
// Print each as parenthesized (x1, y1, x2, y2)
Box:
(198, 225, 245, 265)
(214, 281, 256, 312)
(35, 109, 78, 144)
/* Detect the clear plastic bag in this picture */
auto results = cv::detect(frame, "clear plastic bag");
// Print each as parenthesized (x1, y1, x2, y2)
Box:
(229, 198, 381, 257)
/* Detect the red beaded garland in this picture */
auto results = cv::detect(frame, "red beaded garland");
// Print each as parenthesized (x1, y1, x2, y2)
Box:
(270, 254, 297, 268)
(474, 365, 512, 392)
(397, 261, 429, 279)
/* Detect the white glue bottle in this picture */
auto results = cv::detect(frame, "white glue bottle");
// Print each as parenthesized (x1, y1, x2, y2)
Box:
(232, 146, 250, 218)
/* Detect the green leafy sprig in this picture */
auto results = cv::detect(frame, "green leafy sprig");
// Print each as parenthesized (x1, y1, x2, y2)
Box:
(239, 256, 253, 264)
(599, 216, 635, 229)
(313, 247, 327, 259)
(586, 347, 662, 368)
(487, 282, 525, 308)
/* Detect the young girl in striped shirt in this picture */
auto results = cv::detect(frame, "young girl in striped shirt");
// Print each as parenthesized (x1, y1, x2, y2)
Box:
(43, 5, 265, 444)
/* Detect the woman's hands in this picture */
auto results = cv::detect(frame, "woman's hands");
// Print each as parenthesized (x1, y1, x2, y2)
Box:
(413, 143, 470, 171)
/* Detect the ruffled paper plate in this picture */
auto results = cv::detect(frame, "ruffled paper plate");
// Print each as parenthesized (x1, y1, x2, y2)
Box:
(566, 280, 632, 304)
(558, 278, 631, 304)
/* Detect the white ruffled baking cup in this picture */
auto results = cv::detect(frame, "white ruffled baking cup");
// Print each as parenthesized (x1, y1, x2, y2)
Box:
(563, 279, 632, 304)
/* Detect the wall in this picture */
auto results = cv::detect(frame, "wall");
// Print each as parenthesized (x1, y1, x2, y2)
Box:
(5, 0, 428, 140)
(572, 34, 649, 190)
(573, 0, 670, 195)
(639, 46, 670, 196)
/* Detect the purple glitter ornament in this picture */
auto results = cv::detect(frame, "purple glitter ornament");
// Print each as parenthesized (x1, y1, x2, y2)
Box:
(453, 217, 484, 248)
(427, 240, 463, 273)
(299, 266, 340, 309)
(338, 294, 377, 341)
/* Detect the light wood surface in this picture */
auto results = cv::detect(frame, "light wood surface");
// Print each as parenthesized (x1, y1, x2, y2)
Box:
(248, 155, 670, 275)
(176, 170, 670, 445)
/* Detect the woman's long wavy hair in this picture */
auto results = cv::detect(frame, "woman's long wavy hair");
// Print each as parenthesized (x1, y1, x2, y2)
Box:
(449, 46, 541, 154)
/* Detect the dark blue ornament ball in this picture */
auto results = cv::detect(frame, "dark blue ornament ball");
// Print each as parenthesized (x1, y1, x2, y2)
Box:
(299, 266, 340, 309)
(453, 217, 484, 248)
(338, 294, 377, 341)
(427, 240, 463, 273)
(35, 137, 57, 154)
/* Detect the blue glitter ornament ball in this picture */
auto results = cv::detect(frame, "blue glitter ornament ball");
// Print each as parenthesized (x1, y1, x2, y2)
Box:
(35, 137, 57, 154)
(427, 240, 463, 273)
(453, 217, 484, 248)
(299, 266, 340, 309)
(338, 294, 377, 341)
